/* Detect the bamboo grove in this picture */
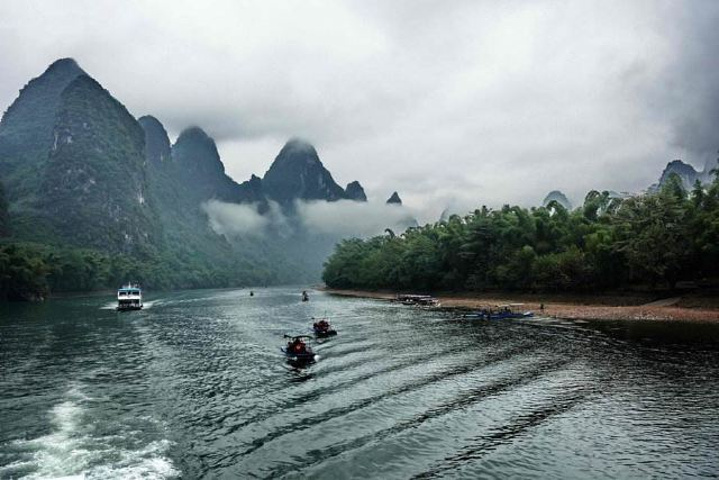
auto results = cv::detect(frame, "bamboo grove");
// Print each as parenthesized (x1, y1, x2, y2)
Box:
(323, 173, 719, 293)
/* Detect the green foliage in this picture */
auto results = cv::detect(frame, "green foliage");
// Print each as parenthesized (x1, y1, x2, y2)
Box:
(324, 175, 719, 292)
(0, 239, 285, 301)
(0, 243, 51, 301)
(37, 75, 160, 254)
(0, 182, 9, 237)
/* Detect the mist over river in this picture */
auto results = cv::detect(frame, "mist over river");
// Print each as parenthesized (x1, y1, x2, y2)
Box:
(1, 287, 718, 479)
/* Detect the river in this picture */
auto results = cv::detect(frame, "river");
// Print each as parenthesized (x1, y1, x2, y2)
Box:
(1, 287, 718, 479)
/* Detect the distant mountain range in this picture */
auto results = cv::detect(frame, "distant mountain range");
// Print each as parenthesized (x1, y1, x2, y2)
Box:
(651, 158, 718, 192)
(2, 58, 713, 289)
(0, 58, 406, 286)
(542, 190, 572, 210)
(542, 156, 718, 212)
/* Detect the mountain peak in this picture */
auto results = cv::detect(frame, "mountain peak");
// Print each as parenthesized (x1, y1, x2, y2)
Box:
(386, 192, 402, 205)
(0, 57, 86, 139)
(273, 138, 321, 168)
(263, 138, 346, 204)
(138, 116, 171, 166)
(658, 159, 699, 190)
(45, 58, 84, 75)
(345, 181, 367, 202)
(170, 126, 252, 204)
(172, 126, 224, 176)
(542, 190, 572, 210)
(282, 137, 316, 153)
(177, 126, 211, 141)
(138, 114, 163, 127)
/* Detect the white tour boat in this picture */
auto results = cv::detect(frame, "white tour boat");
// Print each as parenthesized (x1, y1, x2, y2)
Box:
(117, 284, 143, 311)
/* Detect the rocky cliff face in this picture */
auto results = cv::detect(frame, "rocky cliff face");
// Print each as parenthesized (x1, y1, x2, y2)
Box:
(0, 58, 85, 195)
(0, 182, 9, 237)
(262, 138, 347, 205)
(235, 174, 268, 206)
(38, 75, 158, 252)
(138, 115, 171, 167)
(345, 181, 367, 201)
(170, 126, 269, 208)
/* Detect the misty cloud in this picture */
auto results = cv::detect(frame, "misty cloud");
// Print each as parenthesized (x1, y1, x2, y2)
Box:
(296, 200, 417, 237)
(202, 200, 268, 238)
(203, 199, 417, 239)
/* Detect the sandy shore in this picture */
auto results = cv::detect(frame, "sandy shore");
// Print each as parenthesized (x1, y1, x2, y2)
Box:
(322, 288, 719, 322)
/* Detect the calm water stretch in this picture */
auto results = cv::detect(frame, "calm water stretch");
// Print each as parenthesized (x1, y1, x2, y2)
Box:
(1, 288, 718, 479)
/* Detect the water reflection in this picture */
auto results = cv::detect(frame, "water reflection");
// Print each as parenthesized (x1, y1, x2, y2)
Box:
(1, 289, 718, 480)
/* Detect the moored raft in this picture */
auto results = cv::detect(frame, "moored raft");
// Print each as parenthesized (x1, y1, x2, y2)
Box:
(463, 304, 533, 320)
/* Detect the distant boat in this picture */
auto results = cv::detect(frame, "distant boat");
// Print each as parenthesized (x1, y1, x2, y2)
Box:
(396, 294, 440, 307)
(117, 284, 143, 311)
(312, 318, 337, 338)
(463, 304, 533, 320)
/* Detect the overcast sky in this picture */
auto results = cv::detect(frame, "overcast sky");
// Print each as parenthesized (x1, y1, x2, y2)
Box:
(1, 0, 718, 219)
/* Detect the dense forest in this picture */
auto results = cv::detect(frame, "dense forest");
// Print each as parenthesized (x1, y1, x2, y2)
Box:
(323, 173, 719, 293)
(0, 240, 287, 301)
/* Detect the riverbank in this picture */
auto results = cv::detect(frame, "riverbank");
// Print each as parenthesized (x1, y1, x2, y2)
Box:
(322, 288, 719, 322)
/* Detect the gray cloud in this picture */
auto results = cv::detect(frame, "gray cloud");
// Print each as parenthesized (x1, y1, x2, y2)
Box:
(295, 200, 417, 237)
(202, 200, 269, 238)
(204, 199, 417, 239)
(658, 2, 719, 170)
(2, 0, 718, 216)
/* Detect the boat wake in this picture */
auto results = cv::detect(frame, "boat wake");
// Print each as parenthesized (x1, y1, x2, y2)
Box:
(1, 385, 178, 479)
(99, 299, 161, 311)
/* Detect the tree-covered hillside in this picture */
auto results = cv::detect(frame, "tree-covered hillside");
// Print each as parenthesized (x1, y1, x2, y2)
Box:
(36, 75, 159, 252)
(0, 58, 371, 300)
(323, 174, 719, 293)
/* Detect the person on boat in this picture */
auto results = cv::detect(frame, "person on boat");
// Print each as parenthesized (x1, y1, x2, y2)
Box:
(313, 319, 330, 333)
(288, 337, 307, 354)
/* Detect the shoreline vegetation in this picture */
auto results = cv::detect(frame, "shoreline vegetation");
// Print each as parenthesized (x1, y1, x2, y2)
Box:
(321, 175, 719, 321)
(322, 288, 719, 322)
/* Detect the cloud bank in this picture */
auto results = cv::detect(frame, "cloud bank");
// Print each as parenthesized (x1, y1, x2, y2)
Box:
(295, 200, 417, 237)
(202, 200, 269, 238)
(2, 1, 719, 214)
(203, 199, 417, 239)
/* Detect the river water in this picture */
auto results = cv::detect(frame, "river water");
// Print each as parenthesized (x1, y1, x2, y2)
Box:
(1, 287, 718, 479)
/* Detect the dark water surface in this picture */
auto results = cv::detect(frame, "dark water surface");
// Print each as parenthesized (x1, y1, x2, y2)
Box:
(1, 288, 718, 479)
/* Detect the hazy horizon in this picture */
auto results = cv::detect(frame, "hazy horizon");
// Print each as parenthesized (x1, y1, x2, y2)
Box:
(2, 0, 718, 221)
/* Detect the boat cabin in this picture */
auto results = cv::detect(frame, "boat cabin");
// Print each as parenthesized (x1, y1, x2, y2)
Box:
(117, 284, 143, 311)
